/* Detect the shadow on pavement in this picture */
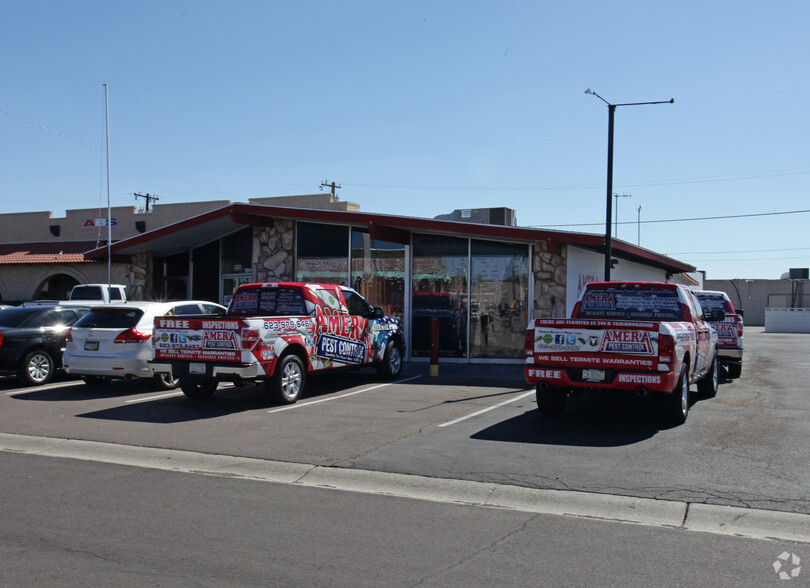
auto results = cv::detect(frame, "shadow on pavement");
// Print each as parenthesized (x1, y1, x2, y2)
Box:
(74, 370, 402, 424)
(471, 393, 686, 447)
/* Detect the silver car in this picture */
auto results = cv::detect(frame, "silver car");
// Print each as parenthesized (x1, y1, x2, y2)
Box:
(63, 300, 226, 389)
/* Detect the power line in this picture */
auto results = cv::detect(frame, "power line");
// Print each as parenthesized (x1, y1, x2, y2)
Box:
(4, 105, 810, 201)
(342, 167, 810, 191)
(532, 209, 810, 228)
(669, 246, 810, 255)
(676, 255, 810, 263)
(1, 107, 236, 199)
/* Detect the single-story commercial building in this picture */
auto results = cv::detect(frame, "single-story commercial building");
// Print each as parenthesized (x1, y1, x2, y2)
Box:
(0, 195, 698, 363)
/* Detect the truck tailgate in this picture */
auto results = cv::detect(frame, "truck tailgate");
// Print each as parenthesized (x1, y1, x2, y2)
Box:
(527, 319, 663, 376)
(153, 317, 247, 363)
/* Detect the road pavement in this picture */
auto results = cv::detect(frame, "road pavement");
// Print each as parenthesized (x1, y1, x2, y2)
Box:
(0, 327, 808, 585)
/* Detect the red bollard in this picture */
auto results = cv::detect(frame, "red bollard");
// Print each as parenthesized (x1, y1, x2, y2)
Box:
(430, 317, 439, 377)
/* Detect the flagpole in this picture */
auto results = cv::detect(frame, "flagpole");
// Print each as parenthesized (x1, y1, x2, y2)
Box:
(103, 83, 111, 287)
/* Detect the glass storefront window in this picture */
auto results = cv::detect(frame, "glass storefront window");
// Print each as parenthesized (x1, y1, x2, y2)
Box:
(469, 240, 529, 359)
(350, 230, 406, 324)
(221, 227, 252, 274)
(296, 222, 349, 285)
(411, 234, 468, 358)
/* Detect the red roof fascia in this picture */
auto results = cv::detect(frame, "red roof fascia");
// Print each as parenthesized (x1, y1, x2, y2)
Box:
(85, 205, 236, 260)
(84, 202, 695, 273)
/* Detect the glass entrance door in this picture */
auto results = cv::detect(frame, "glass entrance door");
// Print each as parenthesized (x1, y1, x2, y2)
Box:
(221, 273, 252, 306)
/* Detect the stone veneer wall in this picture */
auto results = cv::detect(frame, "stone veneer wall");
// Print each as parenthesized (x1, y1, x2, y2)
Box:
(127, 252, 150, 300)
(533, 242, 567, 319)
(254, 220, 295, 282)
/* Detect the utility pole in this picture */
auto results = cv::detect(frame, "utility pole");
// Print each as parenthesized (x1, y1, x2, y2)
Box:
(613, 193, 632, 238)
(320, 180, 341, 199)
(637, 204, 642, 246)
(135, 192, 159, 212)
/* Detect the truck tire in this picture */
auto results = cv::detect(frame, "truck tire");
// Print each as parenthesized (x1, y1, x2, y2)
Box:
(664, 365, 689, 424)
(726, 363, 742, 379)
(269, 354, 305, 404)
(697, 353, 718, 398)
(180, 376, 218, 399)
(151, 373, 180, 391)
(376, 340, 403, 379)
(536, 385, 567, 416)
(18, 349, 55, 386)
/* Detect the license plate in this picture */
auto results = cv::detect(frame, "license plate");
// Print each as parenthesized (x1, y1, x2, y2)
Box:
(583, 369, 606, 381)
(84, 341, 99, 351)
(189, 362, 206, 375)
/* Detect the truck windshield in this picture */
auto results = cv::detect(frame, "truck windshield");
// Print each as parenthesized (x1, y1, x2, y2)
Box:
(228, 287, 309, 316)
(576, 288, 684, 321)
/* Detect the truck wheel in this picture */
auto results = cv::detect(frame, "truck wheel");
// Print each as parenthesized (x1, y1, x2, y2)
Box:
(269, 354, 305, 404)
(151, 373, 180, 391)
(664, 365, 689, 424)
(180, 376, 218, 399)
(697, 354, 718, 398)
(726, 363, 742, 379)
(18, 349, 55, 386)
(376, 340, 403, 379)
(536, 385, 566, 416)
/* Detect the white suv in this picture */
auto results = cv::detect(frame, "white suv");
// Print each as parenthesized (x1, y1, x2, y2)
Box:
(63, 300, 226, 389)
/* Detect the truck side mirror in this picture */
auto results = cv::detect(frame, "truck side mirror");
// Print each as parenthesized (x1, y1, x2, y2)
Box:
(709, 309, 725, 322)
(737, 309, 744, 318)
(372, 307, 385, 319)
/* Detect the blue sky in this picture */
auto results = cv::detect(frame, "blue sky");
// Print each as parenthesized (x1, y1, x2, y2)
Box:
(1, 1, 808, 279)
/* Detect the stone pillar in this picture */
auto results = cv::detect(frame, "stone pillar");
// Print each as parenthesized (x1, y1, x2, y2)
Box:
(255, 220, 295, 282)
(126, 251, 150, 300)
(533, 242, 567, 319)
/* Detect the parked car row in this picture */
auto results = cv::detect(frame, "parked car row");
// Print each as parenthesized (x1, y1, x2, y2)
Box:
(0, 305, 90, 385)
(0, 300, 225, 388)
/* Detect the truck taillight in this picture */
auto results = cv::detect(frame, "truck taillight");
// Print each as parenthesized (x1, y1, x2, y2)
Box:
(736, 318, 744, 338)
(525, 328, 534, 355)
(242, 328, 260, 349)
(114, 328, 151, 343)
(65, 327, 72, 342)
(658, 334, 675, 362)
(0, 332, 3, 348)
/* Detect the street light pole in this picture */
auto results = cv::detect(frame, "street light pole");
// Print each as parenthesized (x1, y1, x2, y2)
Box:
(585, 89, 674, 280)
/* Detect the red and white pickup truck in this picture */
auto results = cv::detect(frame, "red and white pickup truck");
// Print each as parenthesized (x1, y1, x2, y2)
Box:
(524, 282, 724, 424)
(150, 282, 405, 403)
(692, 290, 743, 379)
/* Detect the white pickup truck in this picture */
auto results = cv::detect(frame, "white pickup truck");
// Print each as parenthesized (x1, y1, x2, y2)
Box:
(525, 281, 724, 424)
(69, 284, 127, 303)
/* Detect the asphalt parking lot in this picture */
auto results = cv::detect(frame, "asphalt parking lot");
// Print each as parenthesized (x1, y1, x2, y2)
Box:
(1, 327, 808, 517)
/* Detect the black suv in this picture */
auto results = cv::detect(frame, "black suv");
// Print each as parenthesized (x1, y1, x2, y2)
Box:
(0, 305, 89, 386)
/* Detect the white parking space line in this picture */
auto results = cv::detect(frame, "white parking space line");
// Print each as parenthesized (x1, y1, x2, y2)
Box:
(267, 375, 422, 413)
(5, 380, 86, 395)
(438, 390, 535, 428)
(125, 382, 236, 404)
(125, 391, 185, 403)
